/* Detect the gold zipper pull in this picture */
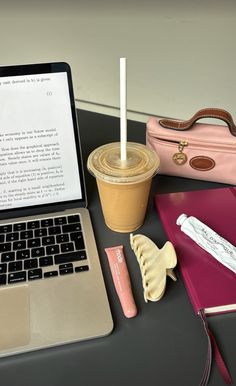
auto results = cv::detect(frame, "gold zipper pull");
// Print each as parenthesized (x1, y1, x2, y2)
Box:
(172, 140, 188, 165)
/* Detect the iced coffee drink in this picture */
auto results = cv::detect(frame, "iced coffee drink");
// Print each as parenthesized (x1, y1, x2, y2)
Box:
(87, 142, 160, 233)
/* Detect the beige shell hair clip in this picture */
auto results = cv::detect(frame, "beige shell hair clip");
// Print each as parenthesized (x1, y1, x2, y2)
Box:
(130, 234, 177, 302)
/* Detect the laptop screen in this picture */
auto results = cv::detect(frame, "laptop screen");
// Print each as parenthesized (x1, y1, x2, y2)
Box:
(0, 62, 86, 216)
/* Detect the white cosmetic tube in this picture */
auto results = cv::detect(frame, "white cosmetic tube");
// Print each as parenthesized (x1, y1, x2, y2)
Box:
(176, 214, 236, 274)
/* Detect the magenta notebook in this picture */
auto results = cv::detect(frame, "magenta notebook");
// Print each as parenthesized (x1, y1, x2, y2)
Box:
(155, 186, 236, 316)
(155, 187, 236, 385)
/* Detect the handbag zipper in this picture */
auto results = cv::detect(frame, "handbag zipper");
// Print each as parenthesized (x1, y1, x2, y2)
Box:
(173, 140, 188, 165)
(149, 135, 236, 152)
(148, 136, 189, 165)
(148, 135, 236, 166)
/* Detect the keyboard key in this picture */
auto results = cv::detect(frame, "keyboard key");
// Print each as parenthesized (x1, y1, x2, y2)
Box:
(54, 250, 87, 264)
(31, 247, 45, 258)
(75, 265, 89, 273)
(16, 249, 30, 260)
(70, 232, 85, 250)
(27, 220, 40, 229)
(8, 271, 26, 284)
(42, 236, 55, 246)
(46, 245, 60, 255)
(59, 267, 73, 275)
(28, 238, 41, 248)
(62, 223, 81, 233)
(9, 261, 23, 272)
(0, 274, 7, 285)
(54, 217, 67, 225)
(67, 215, 80, 223)
(28, 268, 42, 281)
(0, 234, 4, 243)
(6, 232, 19, 242)
(39, 256, 53, 267)
(59, 263, 73, 270)
(0, 263, 7, 274)
(61, 242, 74, 253)
(35, 228, 47, 237)
(13, 222, 26, 231)
(24, 259, 38, 270)
(48, 226, 61, 235)
(41, 218, 53, 227)
(0, 243, 11, 253)
(44, 270, 58, 278)
(60, 269, 74, 275)
(0, 224, 12, 233)
(56, 234, 69, 243)
(1, 252, 15, 262)
(20, 230, 33, 240)
(13, 240, 26, 250)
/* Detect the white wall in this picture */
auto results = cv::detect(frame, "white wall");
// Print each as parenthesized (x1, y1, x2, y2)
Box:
(1, 0, 236, 122)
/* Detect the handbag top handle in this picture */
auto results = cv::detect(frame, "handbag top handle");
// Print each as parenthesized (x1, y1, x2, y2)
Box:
(159, 108, 236, 137)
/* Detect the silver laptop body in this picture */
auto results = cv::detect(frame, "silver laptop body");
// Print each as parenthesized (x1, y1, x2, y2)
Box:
(0, 62, 113, 356)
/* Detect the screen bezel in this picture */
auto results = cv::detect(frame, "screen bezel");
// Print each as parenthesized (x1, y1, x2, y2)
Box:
(0, 62, 87, 220)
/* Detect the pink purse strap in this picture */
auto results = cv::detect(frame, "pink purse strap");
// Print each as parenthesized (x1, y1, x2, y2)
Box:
(159, 108, 236, 137)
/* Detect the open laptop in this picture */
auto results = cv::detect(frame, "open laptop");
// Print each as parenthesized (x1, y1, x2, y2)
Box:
(0, 62, 113, 356)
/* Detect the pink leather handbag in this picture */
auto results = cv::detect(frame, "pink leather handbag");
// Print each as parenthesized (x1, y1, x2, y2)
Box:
(146, 108, 236, 185)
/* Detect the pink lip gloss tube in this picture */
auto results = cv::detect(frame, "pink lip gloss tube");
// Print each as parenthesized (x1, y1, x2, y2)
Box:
(105, 245, 137, 318)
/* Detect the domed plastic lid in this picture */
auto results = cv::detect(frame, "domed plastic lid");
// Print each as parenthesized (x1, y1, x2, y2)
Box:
(87, 142, 160, 184)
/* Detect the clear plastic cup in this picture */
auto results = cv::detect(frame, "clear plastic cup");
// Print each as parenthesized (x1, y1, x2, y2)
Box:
(87, 142, 160, 233)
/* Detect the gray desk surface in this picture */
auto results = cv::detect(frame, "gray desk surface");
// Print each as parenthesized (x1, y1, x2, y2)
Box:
(0, 110, 235, 386)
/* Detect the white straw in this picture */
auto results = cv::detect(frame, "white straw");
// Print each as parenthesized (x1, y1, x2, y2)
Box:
(120, 57, 127, 161)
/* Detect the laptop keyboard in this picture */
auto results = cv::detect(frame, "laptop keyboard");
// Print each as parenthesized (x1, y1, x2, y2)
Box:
(0, 214, 89, 286)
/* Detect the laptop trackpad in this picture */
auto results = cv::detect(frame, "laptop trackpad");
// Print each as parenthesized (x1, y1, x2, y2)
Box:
(0, 285, 30, 350)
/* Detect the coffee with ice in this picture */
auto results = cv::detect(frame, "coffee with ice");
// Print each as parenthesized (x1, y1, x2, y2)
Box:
(87, 142, 160, 233)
